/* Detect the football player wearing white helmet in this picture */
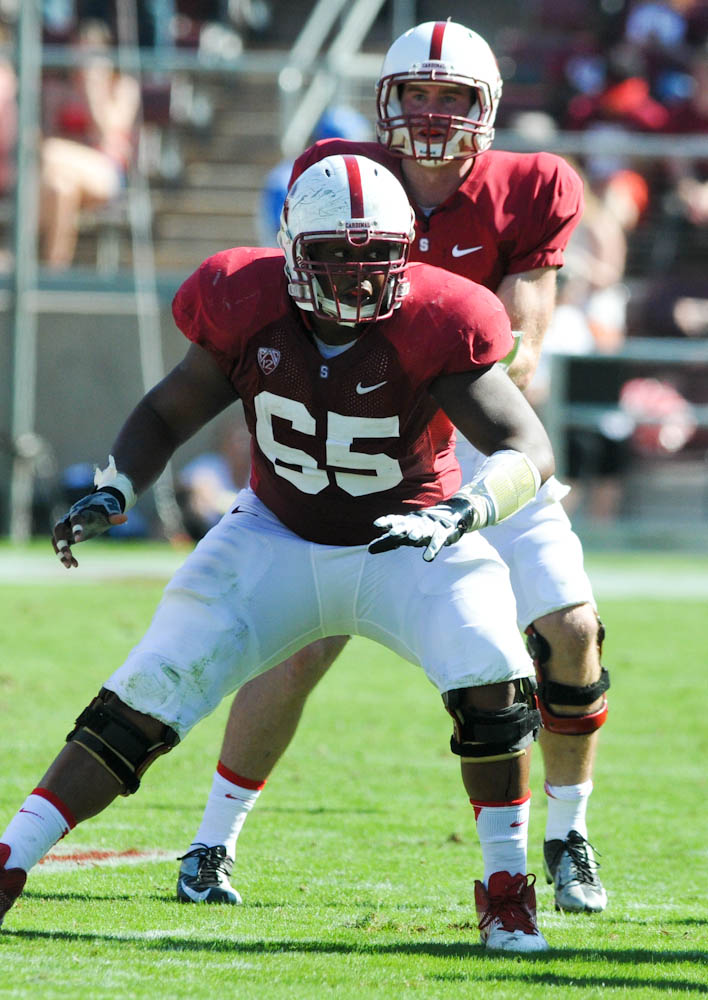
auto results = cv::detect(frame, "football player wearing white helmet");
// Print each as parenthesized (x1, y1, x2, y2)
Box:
(279, 154, 414, 325)
(179, 20, 609, 928)
(376, 19, 502, 163)
(1, 155, 554, 950)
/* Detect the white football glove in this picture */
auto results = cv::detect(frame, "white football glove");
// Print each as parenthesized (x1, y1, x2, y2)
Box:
(368, 495, 487, 563)
(369, 451, 542, 563)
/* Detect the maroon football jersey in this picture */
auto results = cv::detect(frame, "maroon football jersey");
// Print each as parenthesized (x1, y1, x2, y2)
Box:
(290, 140, 584, 292)
(172, 248, 512, 545)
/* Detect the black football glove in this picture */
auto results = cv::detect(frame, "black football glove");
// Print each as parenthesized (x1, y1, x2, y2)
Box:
(52, 487, 128, 568)
(58, 486, 126, 542)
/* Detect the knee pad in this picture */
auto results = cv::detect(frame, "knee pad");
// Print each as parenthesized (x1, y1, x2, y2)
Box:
(443, 678, 541, 763)
(525, 619, 610, 735)
(66, 688, 180, 795)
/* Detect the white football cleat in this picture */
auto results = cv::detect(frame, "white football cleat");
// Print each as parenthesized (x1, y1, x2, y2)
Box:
(475, 871, 549, 952)
(544, 829, 607, 912)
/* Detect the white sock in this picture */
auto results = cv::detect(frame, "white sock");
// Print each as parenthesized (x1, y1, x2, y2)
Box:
(0, 788, 75, 872)
(472, 794, 530, 886)
(189, 762, 265, 860)
(544, 779, 593, 841)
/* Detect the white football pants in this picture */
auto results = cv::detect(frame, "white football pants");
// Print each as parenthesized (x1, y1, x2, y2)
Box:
(456, 437, 596, 628)
(105, 489, 532, 739)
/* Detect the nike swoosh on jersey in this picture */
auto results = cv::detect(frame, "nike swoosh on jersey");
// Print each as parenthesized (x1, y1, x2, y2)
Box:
(451, 244, 483, 257)
(356, 380, 388, 394)
(179, 883, 213, 902)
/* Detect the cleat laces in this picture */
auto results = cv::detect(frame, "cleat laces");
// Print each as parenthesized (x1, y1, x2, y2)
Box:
(478, 873, 537, 935)
(178, 844, 233, 886)
(562, 834, 601, 886)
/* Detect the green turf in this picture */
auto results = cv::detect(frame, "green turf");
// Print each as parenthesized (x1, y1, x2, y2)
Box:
(0, 550, 706, 998)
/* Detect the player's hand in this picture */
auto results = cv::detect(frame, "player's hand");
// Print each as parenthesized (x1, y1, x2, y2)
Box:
(52, 488, 128, 569)
(368, 496, 484, 563)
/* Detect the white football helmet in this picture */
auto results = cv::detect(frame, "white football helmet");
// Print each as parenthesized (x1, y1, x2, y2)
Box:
(279, 154, 415, 325)
(376, 20, 502, 164)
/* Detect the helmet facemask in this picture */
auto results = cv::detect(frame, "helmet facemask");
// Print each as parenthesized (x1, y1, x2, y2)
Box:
(377, 72, 496, 164)
(289, 228, 410, 326)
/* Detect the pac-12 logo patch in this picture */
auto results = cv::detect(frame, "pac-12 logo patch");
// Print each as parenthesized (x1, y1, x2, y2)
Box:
(258, 347, 281, 374)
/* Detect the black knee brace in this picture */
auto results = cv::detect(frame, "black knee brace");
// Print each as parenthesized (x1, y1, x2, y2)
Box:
(66, 688, 180, 794)
(525, 619, 610, 734)
(443, 678, 541, 762)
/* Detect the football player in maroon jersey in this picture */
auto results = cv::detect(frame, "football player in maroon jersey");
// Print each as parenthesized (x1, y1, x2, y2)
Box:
(178, 21, 609, 916)
(1, 154, 555, 950)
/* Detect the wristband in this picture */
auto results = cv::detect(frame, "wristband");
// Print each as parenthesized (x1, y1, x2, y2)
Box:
(498, 330, 523, 371)
(454, 449, 541, 527)
(93, 455, 137, 511)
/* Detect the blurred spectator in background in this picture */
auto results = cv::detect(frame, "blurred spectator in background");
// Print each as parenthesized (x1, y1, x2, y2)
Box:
(42, 0, 76, 42)
(626, 45, 708, 338)
(176, 413, 251, 541)
(624, 0, 708, 64)
(172, 0, 271, 56)
(0, 18, 16, 223)
(256, 104, 372, 246)
(222, 0, 272, 37)
(39, 18, 140, 269)
(46, 2, 180, 49)
(564, 41, 669, 203)
(530, 165, 650, 393)
(664, 46, 708, 228)
(619, 375, 697, 457)
(566, 42, 670, 133)
(528, 166, 650, 521)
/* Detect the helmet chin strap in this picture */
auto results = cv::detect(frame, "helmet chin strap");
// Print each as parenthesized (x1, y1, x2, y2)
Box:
(316, 294, 376, 325)
(313, 276, 397, 325)
(415, 154, 451, 169)
(411, 126, 481, 164)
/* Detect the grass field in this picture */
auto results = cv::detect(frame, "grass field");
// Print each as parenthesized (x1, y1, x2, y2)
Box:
(0, 544, 706, 998)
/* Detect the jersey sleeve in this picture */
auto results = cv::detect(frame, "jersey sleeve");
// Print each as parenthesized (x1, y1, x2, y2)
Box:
(506, 153, 584, 276)
(172, 248, 284, 375)
(444, 284, 513, 372)
(173, 253, 225, 347)
(412, 268, 513, 375)
(171, 253, 237, 376)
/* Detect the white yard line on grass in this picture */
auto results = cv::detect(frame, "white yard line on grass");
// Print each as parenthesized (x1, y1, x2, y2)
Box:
(1, 548, 708, 598)
(0, 549, 186, 584)
(584, 566, 708, 599)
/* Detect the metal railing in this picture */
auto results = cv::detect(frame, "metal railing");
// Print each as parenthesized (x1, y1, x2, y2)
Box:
(278, 0, 387, 159)
(544, 338, 708, 482)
